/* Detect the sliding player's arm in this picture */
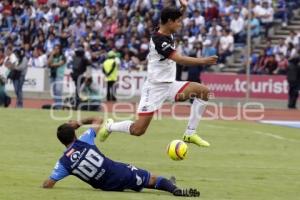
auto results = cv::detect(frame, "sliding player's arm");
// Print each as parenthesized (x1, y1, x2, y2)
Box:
(42, 162, 69, 189)
(42, 179, 57, 189)
(170, 52, 218, 66)
(68, 117, 103, 134)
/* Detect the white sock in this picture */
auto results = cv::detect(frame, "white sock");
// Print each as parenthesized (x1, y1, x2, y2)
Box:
(108, 120, 133, 134)
(185, 98, 207, 135)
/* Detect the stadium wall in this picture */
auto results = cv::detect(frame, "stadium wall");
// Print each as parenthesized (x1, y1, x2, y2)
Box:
(2, 68, 298, 109)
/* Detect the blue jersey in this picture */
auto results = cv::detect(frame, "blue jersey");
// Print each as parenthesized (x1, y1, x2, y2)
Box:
(49, 128, 150, 191)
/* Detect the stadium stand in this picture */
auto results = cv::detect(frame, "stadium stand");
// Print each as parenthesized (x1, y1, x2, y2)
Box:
(0, 0, 299, 74)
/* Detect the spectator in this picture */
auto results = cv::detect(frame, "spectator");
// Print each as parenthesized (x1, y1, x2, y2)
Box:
(248, 50, 260, 73)
(28, 47, 48, 68)
(44, 32, 58, 54)
(187, 41, 203, 83)
(193, 9, 205, 28)
(286, 42, 298, 61)
(3, 46, 18, 77)
(218, 29, 234, 64)
(230, 10, 245, 43)
(47, 44, 66, 109)
(208, 18, 222, 36)
(202, 40, 217, 57)
(105, 0, 118, 18)
(202, 39, 217, 71)
(258, 1, 274, 38)
(249, 12, 260, 38)
(9, 49, 28, 108)
(264, 55, 278, 74)
(252, 51, 267, 74)
(205, 0, 219, 22)
(0, 46, 5, 65)
(2, 0, 13, 29)
(90, 38, 104, 68)
(103, 51, 118, 102)
(70, 18, 86, 42)
(207, 27, 220, 49)
(274, 0, 288, 27)
(264, 40, 274, 56)
(219, 0, 234, 22)
(285, 31, 299, 47)
(274, 53, 288, 75)
(120, 53, 136, 71)
(273, 38, 288, 60)
(252, 1, 263, 18)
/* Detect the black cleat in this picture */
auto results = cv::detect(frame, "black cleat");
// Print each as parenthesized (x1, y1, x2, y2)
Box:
(173, 188, 200, 197)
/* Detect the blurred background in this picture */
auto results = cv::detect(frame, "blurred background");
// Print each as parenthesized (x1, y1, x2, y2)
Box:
(0, 0, 299, 110)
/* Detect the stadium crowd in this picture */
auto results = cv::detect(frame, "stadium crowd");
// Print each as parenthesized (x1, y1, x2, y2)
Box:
(0, 0, 299, 71)
(0, 0, 300, 108)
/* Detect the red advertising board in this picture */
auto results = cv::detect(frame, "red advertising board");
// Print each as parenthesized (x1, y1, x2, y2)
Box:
(201, 73, 289, 99)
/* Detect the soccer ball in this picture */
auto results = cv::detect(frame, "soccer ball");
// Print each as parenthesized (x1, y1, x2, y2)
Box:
(167, 140, 188, 160)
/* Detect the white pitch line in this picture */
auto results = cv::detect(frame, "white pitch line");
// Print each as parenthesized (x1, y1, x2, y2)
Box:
(253, 131, 299, 143)
(254, 131, 285, 140)
(204, 124, 299, 143)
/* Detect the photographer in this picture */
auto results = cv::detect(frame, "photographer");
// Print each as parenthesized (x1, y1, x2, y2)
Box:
(79, 72, 101, 111)
(47, 44, 66, 109)
(0, 75, 11, 107)
(0, 47, 10, 107)
(70, 46, 91, 109)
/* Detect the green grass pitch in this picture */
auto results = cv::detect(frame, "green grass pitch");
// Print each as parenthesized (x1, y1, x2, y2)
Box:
(0, 108, 299, 200)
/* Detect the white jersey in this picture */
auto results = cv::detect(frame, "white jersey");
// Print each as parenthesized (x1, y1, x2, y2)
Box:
(147, 32, 177, 83)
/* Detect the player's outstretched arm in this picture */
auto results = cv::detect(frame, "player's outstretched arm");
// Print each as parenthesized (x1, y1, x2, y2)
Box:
(68, 117, 103, 134)
(42, 179, 56, 189)
(170, 52, 218, 66)
(179, 0, 188, 14)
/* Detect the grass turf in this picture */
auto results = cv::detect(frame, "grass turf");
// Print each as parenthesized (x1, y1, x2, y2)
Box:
(0, 108, 299, 200)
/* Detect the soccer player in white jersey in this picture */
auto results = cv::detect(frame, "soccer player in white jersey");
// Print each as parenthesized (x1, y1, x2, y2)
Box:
(99, 0, 218, 147)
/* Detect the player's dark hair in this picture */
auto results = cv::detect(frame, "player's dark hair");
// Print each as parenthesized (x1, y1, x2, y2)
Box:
(160, 7, 183, 25)
(57, 124, 75, 146)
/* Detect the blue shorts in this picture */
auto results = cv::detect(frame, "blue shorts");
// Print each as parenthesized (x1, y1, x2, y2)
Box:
(99, 162, 151, 192)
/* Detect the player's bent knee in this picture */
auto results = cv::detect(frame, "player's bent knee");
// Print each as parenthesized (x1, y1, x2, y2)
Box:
(198, 86, 210, 101)
(203, 89, 210, 101)
(134, 129, 146, 136)
(130, 125, 147, 136)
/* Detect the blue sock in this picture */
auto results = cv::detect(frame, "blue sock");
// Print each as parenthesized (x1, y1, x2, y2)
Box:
(154, 177, 177, 193)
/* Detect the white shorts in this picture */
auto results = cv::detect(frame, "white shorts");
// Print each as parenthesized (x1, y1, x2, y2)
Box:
(137, 81, 190, 115)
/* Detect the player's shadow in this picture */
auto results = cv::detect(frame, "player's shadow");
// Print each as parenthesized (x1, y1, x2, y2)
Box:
(49, 187, 170, 196)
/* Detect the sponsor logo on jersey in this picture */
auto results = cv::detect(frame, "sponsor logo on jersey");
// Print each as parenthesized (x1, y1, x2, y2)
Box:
(70, 151, 81, 162)
(161, 42, 176, 51)
(161, 42, 168, 48)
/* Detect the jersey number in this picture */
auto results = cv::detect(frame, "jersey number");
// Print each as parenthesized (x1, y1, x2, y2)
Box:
(72, 149, 104, 181)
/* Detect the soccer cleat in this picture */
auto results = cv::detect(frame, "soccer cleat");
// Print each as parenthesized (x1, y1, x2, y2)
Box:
(183, 133, 210, 147)
(99, 118, 114, 142)
(173, 188, 200, 197)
